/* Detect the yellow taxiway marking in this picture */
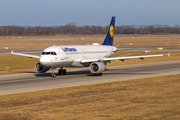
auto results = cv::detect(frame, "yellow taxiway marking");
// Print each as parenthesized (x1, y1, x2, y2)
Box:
(0, 73, 179, 96)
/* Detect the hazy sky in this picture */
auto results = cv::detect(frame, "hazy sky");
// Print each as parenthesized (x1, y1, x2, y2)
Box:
(0, 0, 179, 26)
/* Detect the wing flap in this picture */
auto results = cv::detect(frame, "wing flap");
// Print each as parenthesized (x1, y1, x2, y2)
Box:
(81, 59, 100, 63)
(81, 53, 169, 63)
(103, 54, 165, 61)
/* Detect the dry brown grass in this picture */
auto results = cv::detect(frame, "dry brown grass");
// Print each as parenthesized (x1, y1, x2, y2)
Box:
(0, 53, 39, 75)
(1, 34, 180, 49)
(0, 35, 104, 39)
(0, 73, 180, 119)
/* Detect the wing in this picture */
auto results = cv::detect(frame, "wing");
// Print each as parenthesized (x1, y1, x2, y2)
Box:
(11, 50, 40, 59)
(81, 53, 170, 63)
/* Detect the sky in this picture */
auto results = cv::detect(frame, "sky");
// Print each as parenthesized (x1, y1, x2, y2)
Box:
(0, 0, 179, 26)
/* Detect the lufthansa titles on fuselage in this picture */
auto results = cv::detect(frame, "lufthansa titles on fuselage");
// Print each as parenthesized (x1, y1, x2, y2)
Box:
(61, 47, 77, 52)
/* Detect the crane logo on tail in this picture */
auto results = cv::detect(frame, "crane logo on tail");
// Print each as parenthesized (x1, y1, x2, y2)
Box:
(110, 25, 114, 37)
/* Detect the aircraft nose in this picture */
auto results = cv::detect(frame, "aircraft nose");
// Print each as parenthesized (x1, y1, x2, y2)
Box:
(39, 56, 47, 66)
(39, 55, 56, 67)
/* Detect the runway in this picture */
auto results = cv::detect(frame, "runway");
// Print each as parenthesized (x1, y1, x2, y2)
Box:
(0, 61, 180, 95)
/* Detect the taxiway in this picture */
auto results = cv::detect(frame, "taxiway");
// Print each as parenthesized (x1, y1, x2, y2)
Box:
(0, 61, 180, 94)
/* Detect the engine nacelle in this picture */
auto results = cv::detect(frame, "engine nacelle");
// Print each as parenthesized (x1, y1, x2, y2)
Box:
(89, 62, 106, 74)
(35, 61, 50, 73)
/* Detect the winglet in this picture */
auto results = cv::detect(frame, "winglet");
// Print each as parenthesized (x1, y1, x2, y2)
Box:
(164, 52, 170, 57)
(168, 52, 170, 57)
(11, 50, 14, 55)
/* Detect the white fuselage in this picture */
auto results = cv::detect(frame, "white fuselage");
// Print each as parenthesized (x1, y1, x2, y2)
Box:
(39, 44, 117, 68)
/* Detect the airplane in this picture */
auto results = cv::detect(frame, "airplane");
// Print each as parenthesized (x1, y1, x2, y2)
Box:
(11, 16, 170, 77)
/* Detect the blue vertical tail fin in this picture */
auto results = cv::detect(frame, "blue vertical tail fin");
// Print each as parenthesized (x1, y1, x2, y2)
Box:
(102, 16, 115, 46)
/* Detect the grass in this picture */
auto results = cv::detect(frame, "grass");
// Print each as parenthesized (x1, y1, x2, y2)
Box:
(1, 34, 180, 49)
(0, 53, 40, 75)
(0, 73, 180, 119)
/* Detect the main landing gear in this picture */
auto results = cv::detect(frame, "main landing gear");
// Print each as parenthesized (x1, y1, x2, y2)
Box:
(93, 73, 102, 76)
(50, 67, 67, 77)
(58, 67, 67, 75)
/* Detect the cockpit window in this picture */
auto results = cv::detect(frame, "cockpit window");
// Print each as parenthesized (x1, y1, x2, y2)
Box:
(41, 52, 57, 55)
(51, 52, 56, 55)
(46, 52, 50, 55)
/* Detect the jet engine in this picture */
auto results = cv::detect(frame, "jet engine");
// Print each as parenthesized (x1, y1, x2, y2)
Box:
(89, 62, 106, 74)
(35, 61, 50, 73)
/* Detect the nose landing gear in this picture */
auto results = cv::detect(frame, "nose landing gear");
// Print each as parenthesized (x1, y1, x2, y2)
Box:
(51, 68, 56, 77)
(50, 67, 67, 77)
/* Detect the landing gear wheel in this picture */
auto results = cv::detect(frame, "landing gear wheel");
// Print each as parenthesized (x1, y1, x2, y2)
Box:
(98, 73, 102, 76)
(93, 73, 102, 76)
(62, 69, 66, 75)
(51, 73, 56, 77)
(58, 68, 67, 75)
(58, 69, 62, 75)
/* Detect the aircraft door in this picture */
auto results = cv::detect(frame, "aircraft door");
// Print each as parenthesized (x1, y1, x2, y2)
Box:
(61, 52, 65, 60)
(81, 50, 85, 58)
(58, 48, 65, 60)
(53, 52, 58, 61)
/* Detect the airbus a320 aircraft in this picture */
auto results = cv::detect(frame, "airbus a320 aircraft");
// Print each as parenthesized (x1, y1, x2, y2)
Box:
(11, 17, 169, 77)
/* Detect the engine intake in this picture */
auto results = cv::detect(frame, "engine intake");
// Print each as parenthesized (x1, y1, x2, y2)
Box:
(35, 61, 50, 73)
(89, 62, 106, 74)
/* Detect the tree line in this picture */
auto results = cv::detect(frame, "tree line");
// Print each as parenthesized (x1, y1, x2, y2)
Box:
(0, 23, 180, 36)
